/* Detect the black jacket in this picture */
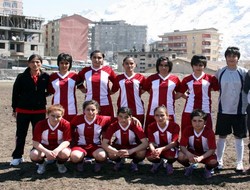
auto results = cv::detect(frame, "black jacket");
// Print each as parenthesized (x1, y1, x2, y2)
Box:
(12, 67, 50, 112)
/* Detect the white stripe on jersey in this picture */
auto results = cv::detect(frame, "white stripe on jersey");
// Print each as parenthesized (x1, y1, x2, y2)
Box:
(41, 129, 49, 145)
(150, 80, 160, 115)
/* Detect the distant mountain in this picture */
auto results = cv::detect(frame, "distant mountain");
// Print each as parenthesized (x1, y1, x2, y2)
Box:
(80, 0, 250, 60)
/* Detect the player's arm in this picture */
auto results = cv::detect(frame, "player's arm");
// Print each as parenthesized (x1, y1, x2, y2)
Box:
(194, 149, 215, 163)
(101, 138, 119, 155)
(52, 141, 70, 156)
(33, 140, 55, 160)
(180, 145, 195, 163)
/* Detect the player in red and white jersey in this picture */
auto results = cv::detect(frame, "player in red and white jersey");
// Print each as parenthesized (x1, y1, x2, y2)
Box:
(144, 56, 181, 131)
(102, 107, 148, 172)
(178, 109, 218, 179)
(78, 50, 116, 118)
(146, 106, 180, 174)
(112, 57, 146, 125)
(30, 104, 71, 174)
(179, 55, 219, 133)
(48, 53, 81, 122)
(70, 100, 112, 172)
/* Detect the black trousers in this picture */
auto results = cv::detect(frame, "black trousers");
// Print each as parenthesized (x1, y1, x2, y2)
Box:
(12, 113, 45, 159)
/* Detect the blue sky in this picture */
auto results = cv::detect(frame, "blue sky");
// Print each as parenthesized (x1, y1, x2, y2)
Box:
(23, 0, 119, 21)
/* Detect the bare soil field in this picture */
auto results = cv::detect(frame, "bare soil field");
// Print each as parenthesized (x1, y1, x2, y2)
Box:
(0, 79, 250, 190)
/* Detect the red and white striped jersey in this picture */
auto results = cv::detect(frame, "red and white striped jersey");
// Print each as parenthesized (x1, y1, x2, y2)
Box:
(33, 118, 71, 150)
(49, 72, 79, 117)
(147, 121, 180, 147)
(112, 73, 146, 115)
(71, 114, 112, 146)
(180, 72, 219, 113)
(104, 121, 146, 146)
(78, 66, 116, 106)
(180, 126, 216, 155)
(144, 73, 181, 116)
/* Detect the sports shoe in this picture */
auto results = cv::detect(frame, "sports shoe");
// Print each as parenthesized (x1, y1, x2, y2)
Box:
(94, 163, 102, 172)
(184, 165, 194, 177)
(216, 163, 223, 170)
(165, 163, 174, 175)
(10, 158, 24, 166)
(236, 162, 244, 171)
(113, 161, 122, 171)
(150, 162, 161, 173)
(56, 162, 67, 174)
(76, 161, 84, 172)
(192, 163, 199, 169)
(130, 162, 138, 172)
(204, 168, 212, 179)
(37, 162, 47, 174)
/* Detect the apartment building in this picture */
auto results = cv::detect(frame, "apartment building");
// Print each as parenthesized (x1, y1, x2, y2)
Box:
(154, 28, 221, 61)
(43, 14, 92, 61)
(0, 0, 23, 15)
(91, 20, 147, 62)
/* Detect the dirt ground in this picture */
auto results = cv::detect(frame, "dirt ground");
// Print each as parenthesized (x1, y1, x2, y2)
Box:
(0, 78, 250, 190)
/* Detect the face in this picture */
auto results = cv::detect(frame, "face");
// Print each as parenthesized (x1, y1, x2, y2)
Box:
(123, 58, 136, 73)
(48, 110, 63, 126)
(59, 60, 70, 73)
(117, 112, 131, 127)
(158, 60, 170, 75)
(191, 116, 205, 132)
(28, 57, 42, 72)
(154, 108, 168, 126)
(226, 54, 238, 69)
(91, 52, 104, 69)
(84, 104, 99, 120)
(192, 63, 204, 74)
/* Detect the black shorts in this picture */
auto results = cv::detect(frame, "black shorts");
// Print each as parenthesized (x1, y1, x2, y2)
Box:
(215, 113, 247, 138)
(246, 105, 250, 133)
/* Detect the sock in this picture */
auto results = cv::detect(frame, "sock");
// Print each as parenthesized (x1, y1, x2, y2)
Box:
(235, 138, 244, 165)
(216, 137, 226, 165)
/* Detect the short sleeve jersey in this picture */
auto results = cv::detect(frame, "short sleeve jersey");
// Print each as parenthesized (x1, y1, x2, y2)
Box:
(104, 121, 146, 146)
(180, 72, 219, 113)
(112, 73, 146, 115)
(180, 126, 216, 155)
(147, 121, 180, 147)
(33, 118, 71, 150)
(71, 114, 112, 146)
(144, 73, 181, 116)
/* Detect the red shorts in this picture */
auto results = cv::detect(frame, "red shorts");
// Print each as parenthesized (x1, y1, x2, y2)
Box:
(188, 149, 217, 165)
(146, 147, 178, 159)
(71, 144, 102, 157)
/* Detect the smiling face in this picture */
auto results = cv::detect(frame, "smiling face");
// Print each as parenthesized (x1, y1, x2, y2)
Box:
(48, 110, 63, 127)
(84, 104, 99, 121)
(59, 60, 70, 74)
(91, 52, 104, 69)
(226, 54, 239, 69)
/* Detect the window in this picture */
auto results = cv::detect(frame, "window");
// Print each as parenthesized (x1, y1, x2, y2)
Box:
(0, 43, 5, 49)
(31, 45, 37, 51)
(12, 1, 17, 8)
(10, 44, 15, 50)
(3, 1, 11, 7)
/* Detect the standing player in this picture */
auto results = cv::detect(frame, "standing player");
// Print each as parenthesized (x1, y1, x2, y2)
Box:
(30, 104, 71, 174)
(112, 56, 146, 125)
(10, 54, 50, 166)
(146, 106, 180, 174)
(144, 56, 181, 131)
(179, 55, 219, 133)
(215, 47, 248, 171)
(70, 100, 112, 172)
(102, 107, 148, 172)
(178, 109, 218, 179)
(48, 53, 80, 122)
(78, 50, 116, 118)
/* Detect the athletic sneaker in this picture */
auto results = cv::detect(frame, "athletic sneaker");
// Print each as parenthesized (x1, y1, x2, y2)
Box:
(10, 158, 24, 166)
(236, 162, 244, 171)
(184, 165, 194, 177)
(204, 168, 212, 179)
(150, 162, 161, 173)
(37, 162, 46, 174)
(192, 163, 199, 169)
(94, 163, 102, 172)
(113, 161, 122, 171)
(56, 162, 67, 174)
(76, 161, 84, 172)
(165, 164, 174, 175)
(216, 163, 223, 170)
(130, 162, 138, 172)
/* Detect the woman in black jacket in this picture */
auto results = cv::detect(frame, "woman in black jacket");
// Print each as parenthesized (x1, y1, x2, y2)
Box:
(10, 54, 50, 166)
